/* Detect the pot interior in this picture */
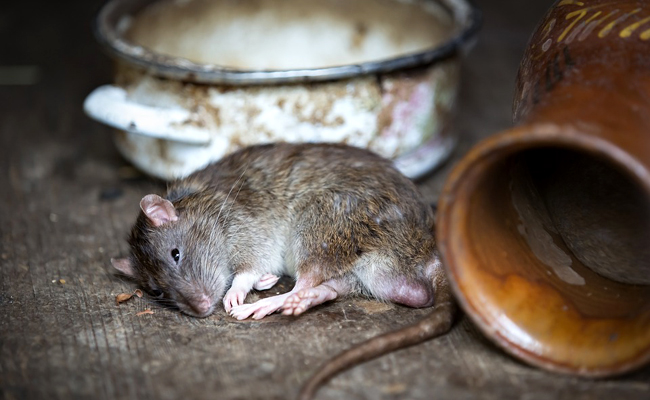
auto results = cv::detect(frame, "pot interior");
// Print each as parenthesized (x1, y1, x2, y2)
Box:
(122, 0, 455, 70)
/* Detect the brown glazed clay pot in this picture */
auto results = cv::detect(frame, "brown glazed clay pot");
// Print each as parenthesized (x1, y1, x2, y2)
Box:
(437, 0, 650, 376)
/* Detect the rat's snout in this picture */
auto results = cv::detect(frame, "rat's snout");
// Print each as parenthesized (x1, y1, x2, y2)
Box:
(194, 294, 212, 315)
(185, 293, 214, 318)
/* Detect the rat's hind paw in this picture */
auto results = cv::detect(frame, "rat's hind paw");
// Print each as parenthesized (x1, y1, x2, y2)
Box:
(230, 295, 287, 320)
(253, 273, 280, 291)
(281, 285, 338, 316)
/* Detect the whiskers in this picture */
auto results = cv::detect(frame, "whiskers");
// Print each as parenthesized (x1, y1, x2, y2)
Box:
(154, 298, 179, 308)
(141, 293, 180, 311)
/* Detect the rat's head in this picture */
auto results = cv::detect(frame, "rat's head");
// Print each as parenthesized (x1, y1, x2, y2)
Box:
(112, 194, 230, 318)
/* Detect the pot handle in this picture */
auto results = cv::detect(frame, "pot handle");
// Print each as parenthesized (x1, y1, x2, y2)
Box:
(83, 85, 212, 144)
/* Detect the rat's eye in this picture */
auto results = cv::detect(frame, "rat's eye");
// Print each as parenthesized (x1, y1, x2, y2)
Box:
(151, 288, 164, 298)
(171, 248, 180, 263)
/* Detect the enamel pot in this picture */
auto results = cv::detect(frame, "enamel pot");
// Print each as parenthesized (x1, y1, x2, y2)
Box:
(84, 0, 480, 180)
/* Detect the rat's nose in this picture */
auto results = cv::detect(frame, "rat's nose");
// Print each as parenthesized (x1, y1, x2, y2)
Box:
(192, 294, 213, 316)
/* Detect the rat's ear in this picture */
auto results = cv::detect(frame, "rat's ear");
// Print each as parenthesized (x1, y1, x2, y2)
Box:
(140, 194, 179, 227)
(111, 257, 135, 277)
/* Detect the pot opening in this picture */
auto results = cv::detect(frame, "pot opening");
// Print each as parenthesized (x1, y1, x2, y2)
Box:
(518, 148, 650, 286)
(96, 0, 481, 83)
(123, 0, 456, 70)
(444, 143, 650, 373)
(458, 145, 650, 319)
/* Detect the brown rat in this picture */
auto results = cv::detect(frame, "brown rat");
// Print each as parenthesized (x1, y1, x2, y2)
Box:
(111, 142, 455, 397)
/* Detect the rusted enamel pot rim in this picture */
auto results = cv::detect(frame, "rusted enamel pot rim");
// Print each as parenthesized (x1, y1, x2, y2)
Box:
(93, 0, 481, 85)
(436, 122, 650, 377)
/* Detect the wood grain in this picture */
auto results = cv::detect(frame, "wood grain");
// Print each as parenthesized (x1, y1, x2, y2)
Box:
(1, 0, 648, 399)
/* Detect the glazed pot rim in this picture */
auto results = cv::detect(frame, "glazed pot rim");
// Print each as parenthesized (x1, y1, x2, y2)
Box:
(444, 123, 650, 197)
(93, 0, 482, 85)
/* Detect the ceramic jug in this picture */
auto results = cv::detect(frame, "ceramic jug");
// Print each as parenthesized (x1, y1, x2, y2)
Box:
(437, 0, 650, 376)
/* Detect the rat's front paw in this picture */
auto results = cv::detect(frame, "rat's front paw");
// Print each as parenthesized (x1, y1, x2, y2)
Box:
(223, 288, 247, 313)
(253, 273, 280, 291)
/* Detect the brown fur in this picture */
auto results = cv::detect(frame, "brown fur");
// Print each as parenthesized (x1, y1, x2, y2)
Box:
(154, 142, 437, 298)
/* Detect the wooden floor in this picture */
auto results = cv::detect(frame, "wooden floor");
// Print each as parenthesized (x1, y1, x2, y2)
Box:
(1, 0, 649, 399)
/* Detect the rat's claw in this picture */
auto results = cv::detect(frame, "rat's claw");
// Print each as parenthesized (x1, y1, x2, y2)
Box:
(230, 306, 251, 320)
(230, 303, 258, 320)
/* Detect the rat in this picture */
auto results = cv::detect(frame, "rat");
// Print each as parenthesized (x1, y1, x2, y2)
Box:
(111, 142, 456, 398)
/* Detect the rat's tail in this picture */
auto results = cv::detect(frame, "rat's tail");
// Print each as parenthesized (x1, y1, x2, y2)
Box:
(297, 283, 456, 400)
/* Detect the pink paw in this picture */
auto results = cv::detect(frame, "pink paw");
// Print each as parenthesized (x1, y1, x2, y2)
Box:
(223, 288, 247, 313)
(253, 274, 280, 291)
(282, 287, 335, 316)
(230, 296, 286, 320)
